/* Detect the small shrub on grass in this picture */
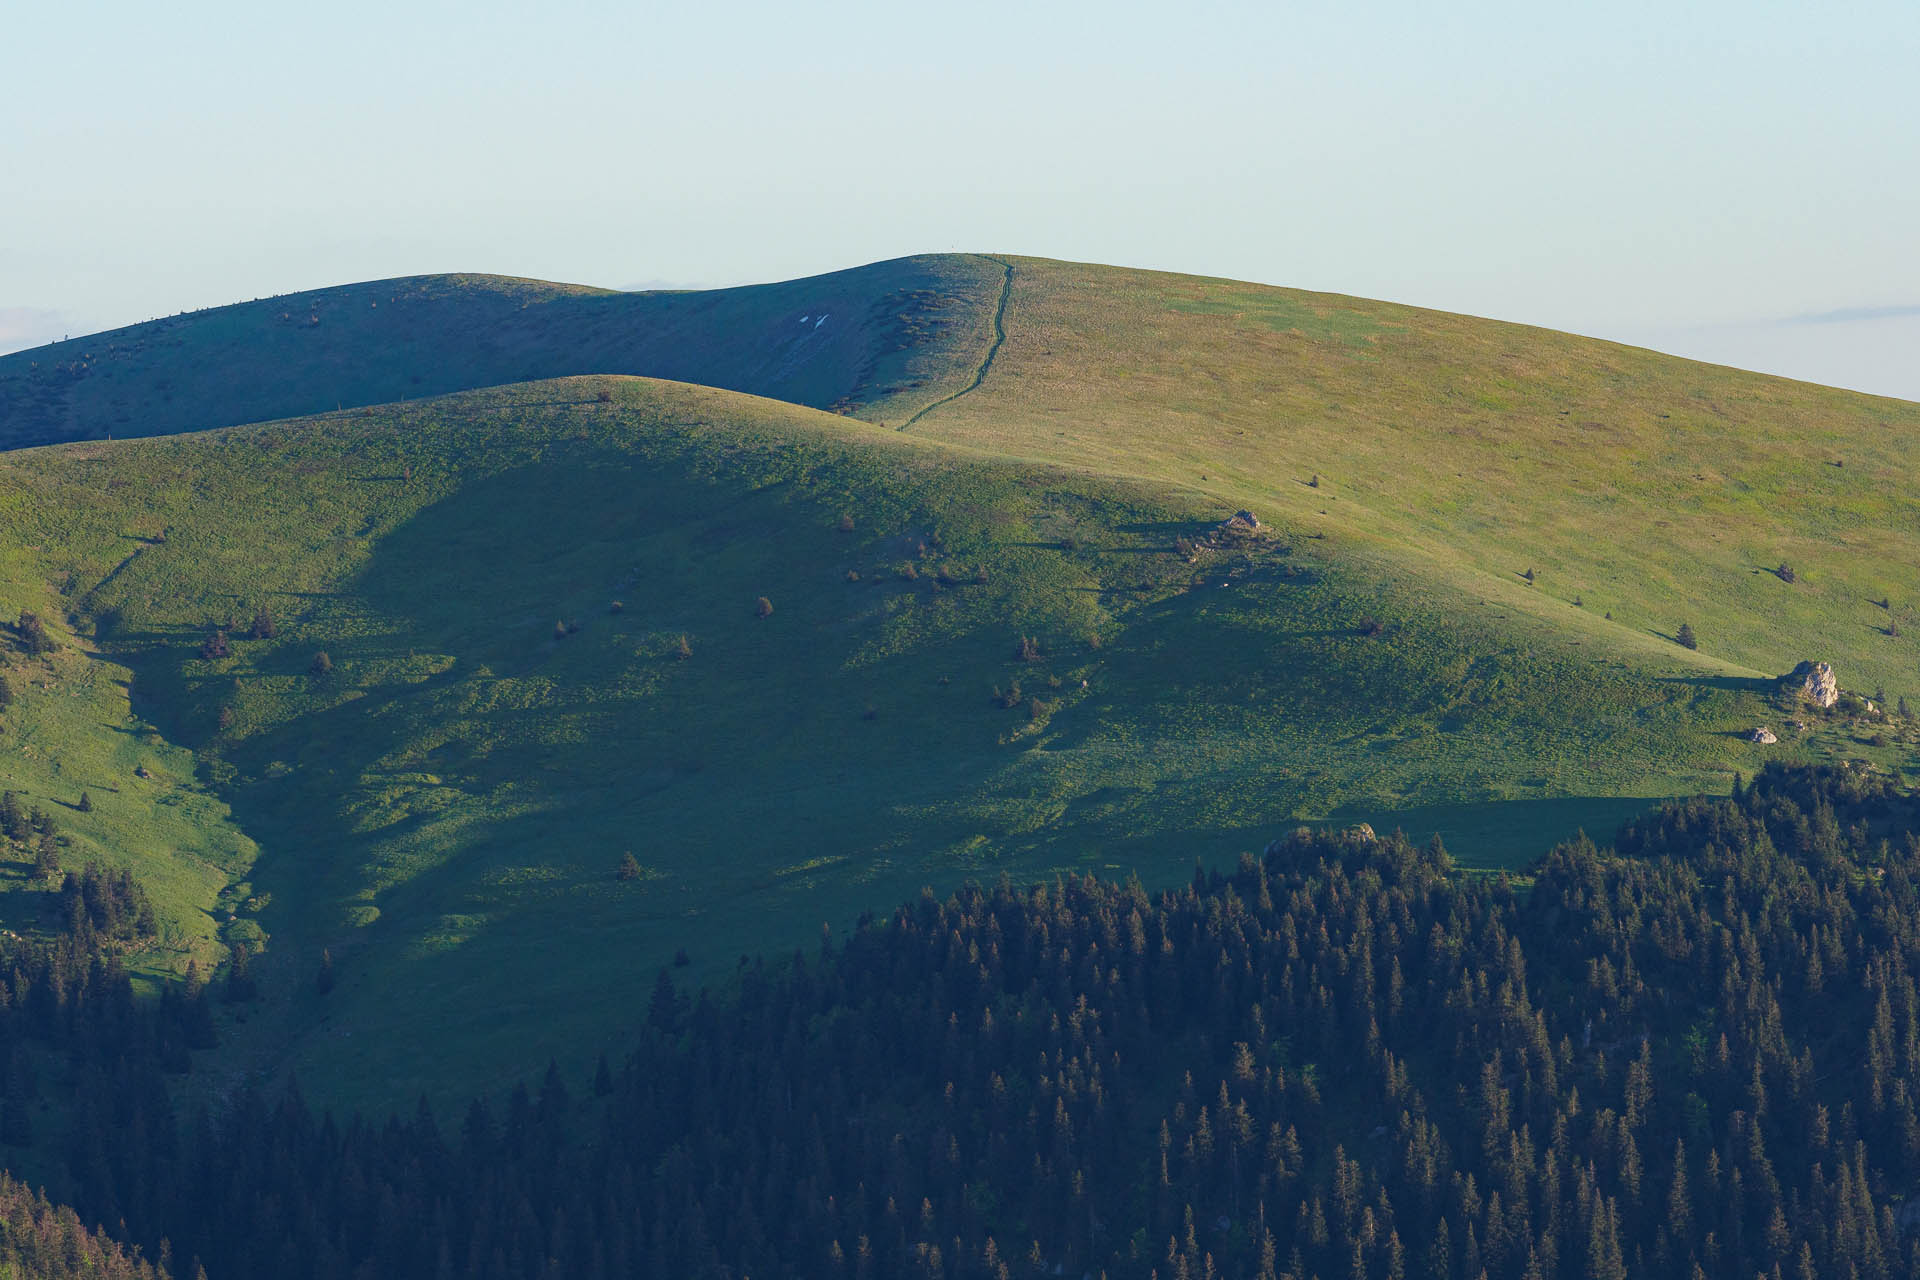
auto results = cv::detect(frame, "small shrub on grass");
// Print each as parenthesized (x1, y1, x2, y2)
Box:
(973, 566, 990, 584)
(249, 607, 276, 639)
(845, 569, 860, 582)
(755, 596, 774, 619)
(1776, 563, 1796, 583)
(609, 600, 624, 614)
(673, 635, 693, 661)
(595, 388, 613, 404)
(897, 563, 918, 581)
(1358, 617, 1385, 638)
(76, 791, 92, 813)
(992, 681, 1023, 709)
(1015, 635, 1042, 663)
(316, 949, 335, 995)
(0, 672, 10, 713)
(199, 629, 231, 660)
(1676, 623, 1698, 650)
(15, 614, 54, 656)
(309, 651, 333, 678)
(616, 852, 643, 882)
(836, 513, 855, 533)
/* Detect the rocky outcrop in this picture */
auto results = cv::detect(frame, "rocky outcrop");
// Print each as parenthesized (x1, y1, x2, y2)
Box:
(1748, 727, 1778, 744)
(1787, 661, 1839, 708)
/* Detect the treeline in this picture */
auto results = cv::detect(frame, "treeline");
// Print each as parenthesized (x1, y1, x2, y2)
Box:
(6, 764, 1920, 1278)
(0, 1169, 166, 1279)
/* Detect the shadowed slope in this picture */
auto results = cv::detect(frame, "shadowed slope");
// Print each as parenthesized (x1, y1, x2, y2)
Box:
(0, 258, 1004, 449)
(0, 376, 1852, 1111)
(10, 253, 1916, 701)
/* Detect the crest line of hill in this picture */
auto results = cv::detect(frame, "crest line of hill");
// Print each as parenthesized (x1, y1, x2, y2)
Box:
(899, 255, 1013, 430)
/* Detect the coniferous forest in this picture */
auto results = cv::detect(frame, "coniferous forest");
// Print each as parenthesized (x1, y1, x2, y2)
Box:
(0, 763, 1917, 1277)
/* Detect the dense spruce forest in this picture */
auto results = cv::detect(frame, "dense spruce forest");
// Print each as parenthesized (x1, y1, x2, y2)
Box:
(6, 762, 1920, 1278)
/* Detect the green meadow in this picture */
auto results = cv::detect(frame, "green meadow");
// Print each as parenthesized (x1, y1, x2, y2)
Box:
(0, 254, 1914, 1113)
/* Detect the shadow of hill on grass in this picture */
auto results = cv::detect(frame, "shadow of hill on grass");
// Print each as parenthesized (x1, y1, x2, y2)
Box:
(20, 379, 1798, 1114)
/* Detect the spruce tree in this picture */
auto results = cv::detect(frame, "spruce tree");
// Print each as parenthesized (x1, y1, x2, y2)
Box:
(225, 943, 257, 1003)
(647, 969, 682, 1034)
(1676, 622, 1698, 650)
(593, 1052, 613, 1098)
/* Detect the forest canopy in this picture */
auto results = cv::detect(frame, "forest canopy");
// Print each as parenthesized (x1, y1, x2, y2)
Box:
(5, 762, 1920, 1279)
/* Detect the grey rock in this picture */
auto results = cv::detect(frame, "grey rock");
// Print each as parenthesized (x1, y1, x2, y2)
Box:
(1787, 660, 1839, 708)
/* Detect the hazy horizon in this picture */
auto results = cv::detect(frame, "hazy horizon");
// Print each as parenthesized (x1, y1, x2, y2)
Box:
(6, 0, 1916, 401)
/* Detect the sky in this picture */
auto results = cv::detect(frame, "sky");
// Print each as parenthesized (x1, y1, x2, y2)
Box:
(4, 0, 1916, 400)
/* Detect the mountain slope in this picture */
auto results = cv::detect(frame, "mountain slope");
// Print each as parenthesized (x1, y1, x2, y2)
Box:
(0, 258, 1004, 449)
(10, 253, 1915, 706)
(1, 375, 1868, 1112)
(892, 256, 1920, 706)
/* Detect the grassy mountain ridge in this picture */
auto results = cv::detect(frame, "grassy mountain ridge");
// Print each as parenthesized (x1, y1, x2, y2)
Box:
(10, 252, 1914, 700)
(2, 251, 1916, 1112)
(0, 256, 1004, 449)
(1, 374, 1863, 1111)
(896, 256, 1920, 704)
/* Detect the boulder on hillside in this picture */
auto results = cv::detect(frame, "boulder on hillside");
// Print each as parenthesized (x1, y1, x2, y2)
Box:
(1747, 727, 1778, 744)
(1786, 660, 1839, 708)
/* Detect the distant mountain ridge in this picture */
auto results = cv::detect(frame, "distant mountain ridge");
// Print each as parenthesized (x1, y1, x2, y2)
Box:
(0, 256, 1006, 450)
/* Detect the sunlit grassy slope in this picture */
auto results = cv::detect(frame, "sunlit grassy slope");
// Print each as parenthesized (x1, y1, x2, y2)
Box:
(891, 257, 1920, 705)
(10, 253, 1915, 700)
(3, 252, 1917, 1114)
(3, 375, 1874, 1113)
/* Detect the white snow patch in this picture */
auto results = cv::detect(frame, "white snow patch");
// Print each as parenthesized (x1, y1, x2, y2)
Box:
(813, 314, 829, 328)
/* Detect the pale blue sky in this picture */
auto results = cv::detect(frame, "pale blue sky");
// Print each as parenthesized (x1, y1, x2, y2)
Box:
(4, 1, 1916, 399)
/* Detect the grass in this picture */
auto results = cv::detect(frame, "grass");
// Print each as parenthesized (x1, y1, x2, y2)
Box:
(0, 376, 1874, 1114)
(0, 252, 1915, 1116)
(895, 256, 1920, 707)
(0, 259, 1003, 449)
